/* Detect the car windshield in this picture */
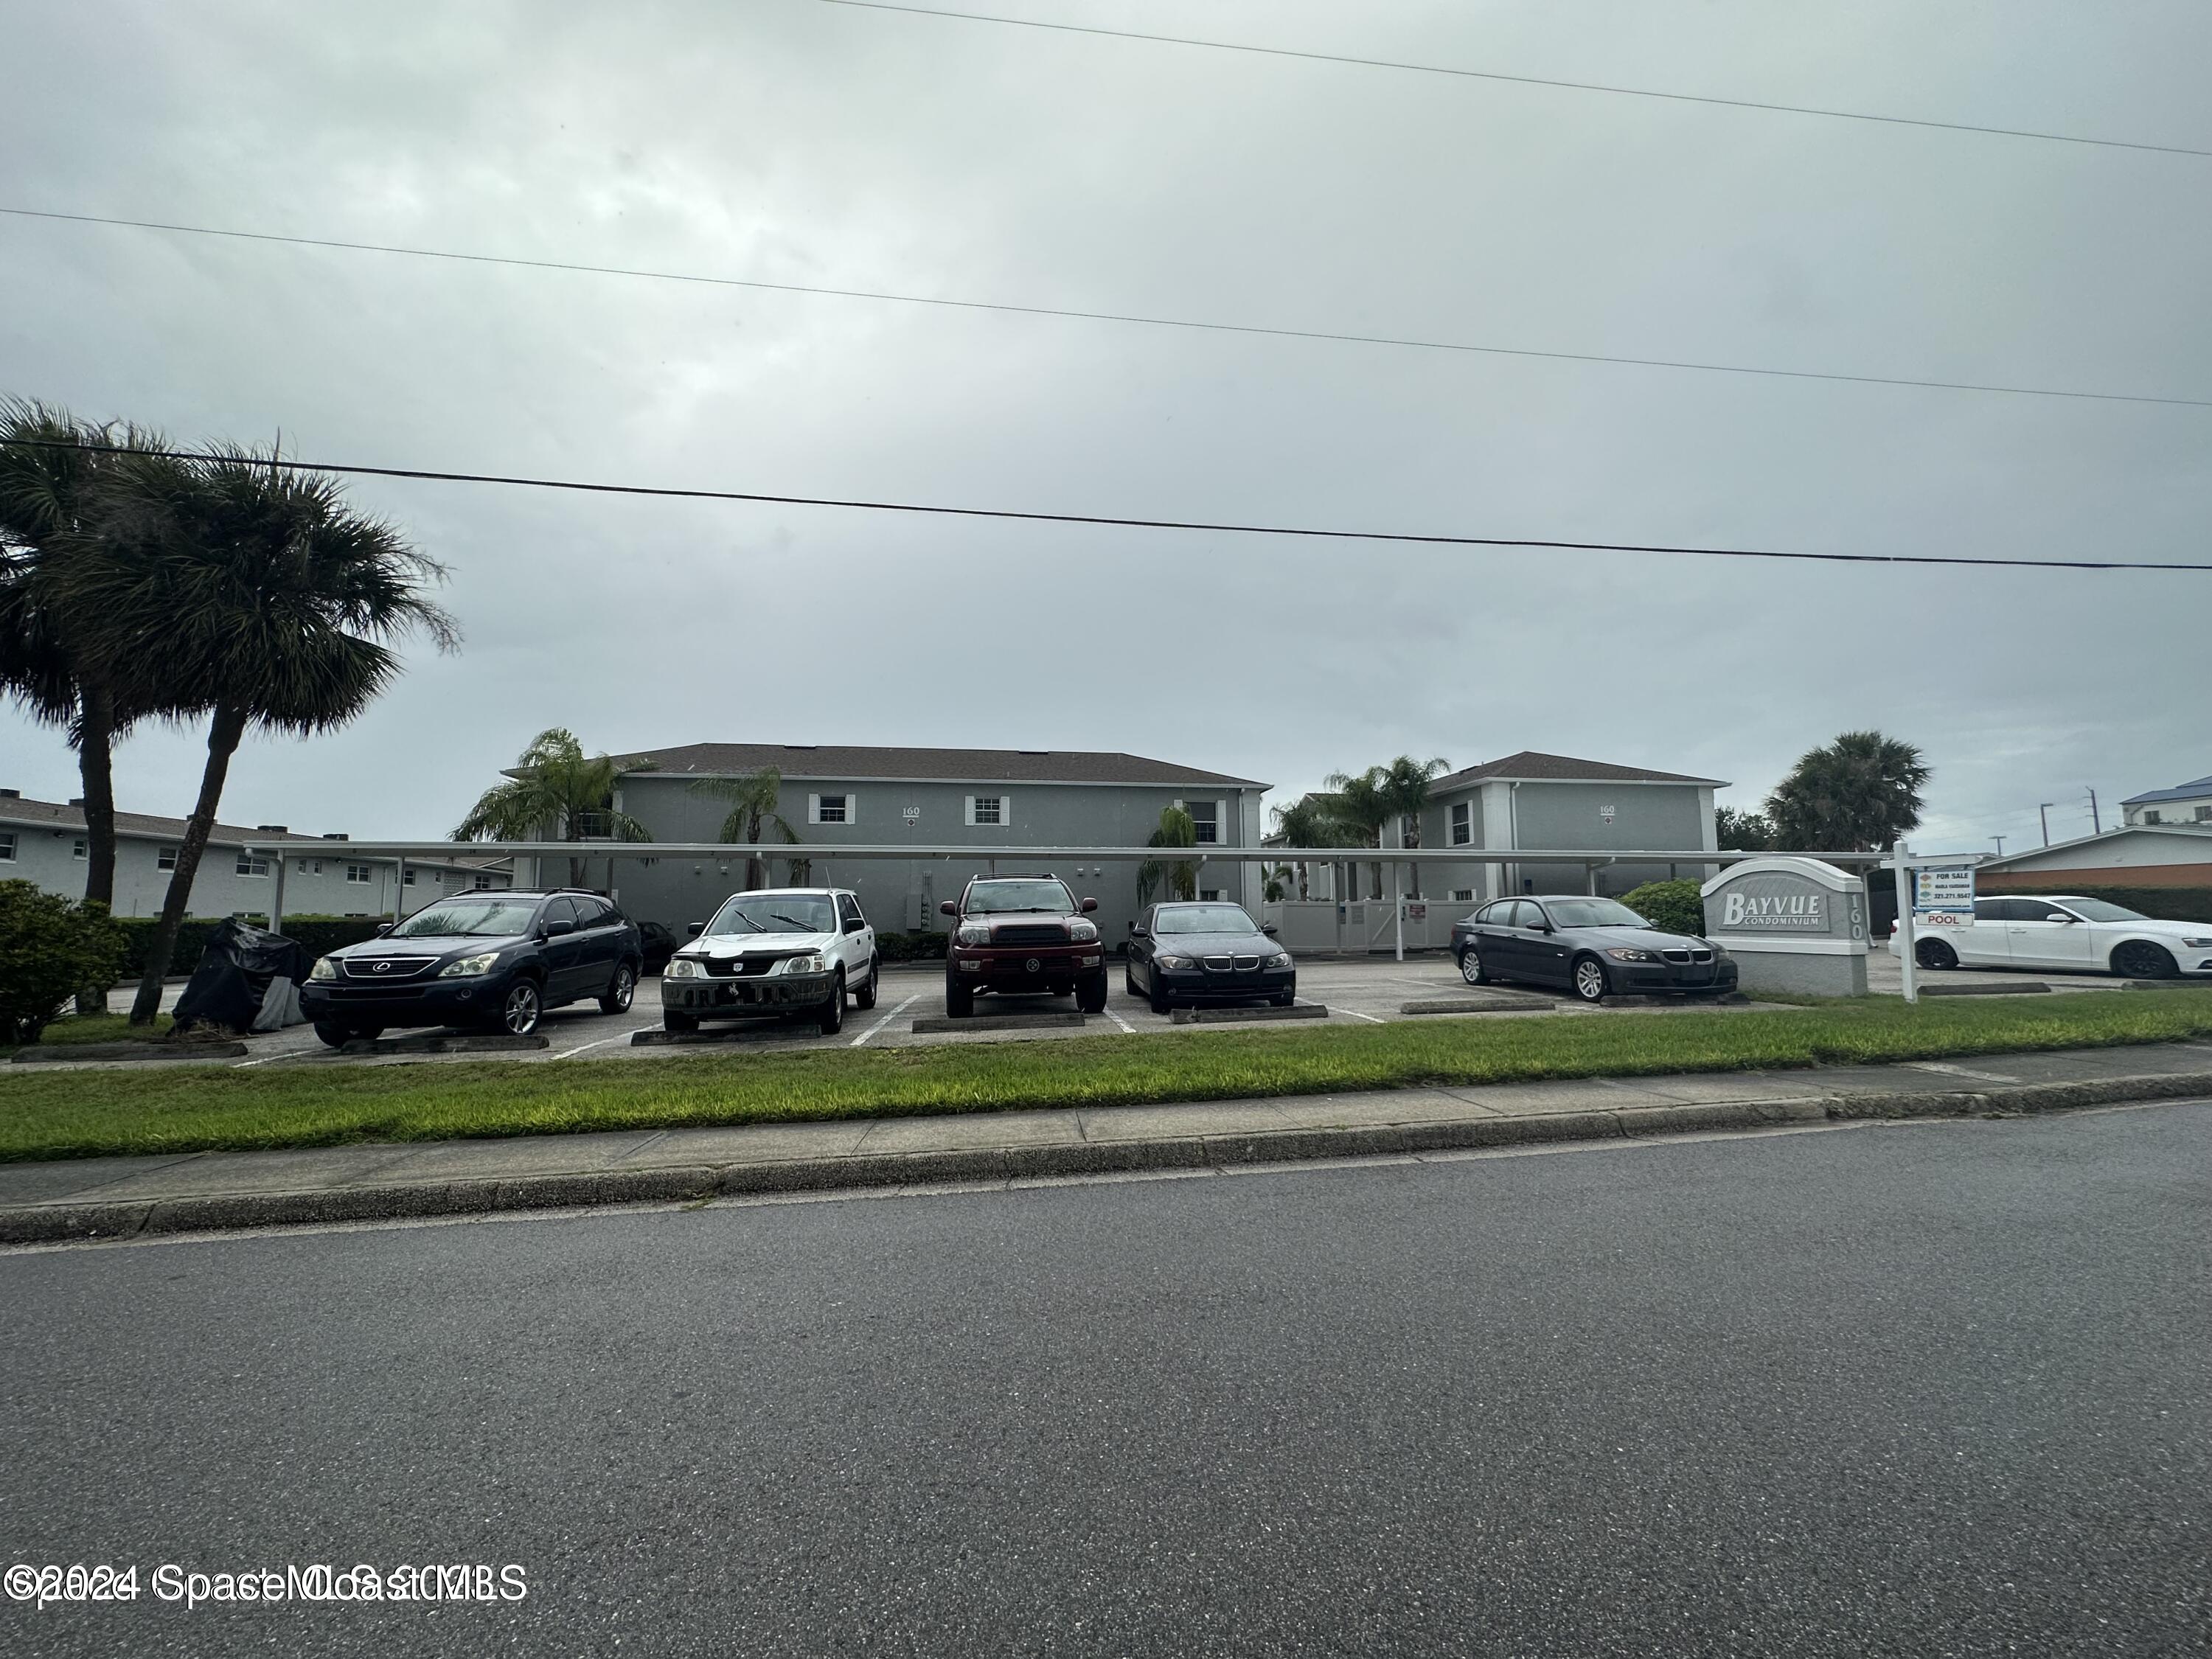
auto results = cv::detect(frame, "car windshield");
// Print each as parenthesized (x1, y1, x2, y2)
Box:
(392, 899, 541, 938)
(2057, 898, 2146, 922)
(1154, 905, 1259, 935)
(706, 892, 837, 935)
(964, 880, 1076, 915)
(1542, 898, 1652, 929)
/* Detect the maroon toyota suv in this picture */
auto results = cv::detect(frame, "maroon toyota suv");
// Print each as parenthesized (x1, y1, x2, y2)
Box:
(941, 875, 1108, 1018)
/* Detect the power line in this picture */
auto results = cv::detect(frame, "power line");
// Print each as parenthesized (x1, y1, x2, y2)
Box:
(818, 0, 2212, 161)
(17, 437, 2211, 573)
(5, 205, 2206, 411)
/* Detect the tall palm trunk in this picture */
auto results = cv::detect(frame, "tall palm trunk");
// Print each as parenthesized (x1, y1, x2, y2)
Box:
(74, 684, 119, 906)
(130, 701, 248, 1024)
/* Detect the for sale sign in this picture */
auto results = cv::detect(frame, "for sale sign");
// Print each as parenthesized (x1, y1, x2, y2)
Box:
(1912, 864, 1975, 924)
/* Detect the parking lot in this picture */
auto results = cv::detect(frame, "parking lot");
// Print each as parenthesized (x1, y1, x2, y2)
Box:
(60, 945, 2142, 1074)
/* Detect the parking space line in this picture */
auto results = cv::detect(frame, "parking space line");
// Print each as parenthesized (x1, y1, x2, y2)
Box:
(553, 1026, 655, 1060)
(851, 994, 919, 1046)
(1334, 1006, 1387, 1024)
(1103, 1006, 1135, 1034)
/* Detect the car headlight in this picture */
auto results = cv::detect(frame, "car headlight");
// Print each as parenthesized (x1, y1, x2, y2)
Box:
(1068, 919, 1099, 942)
(778, 953, 827, 975)
(1607, 947, 1658, 962)
(1264, 952, 1292, 970)
(1711, 947, 1732, 963)
(1155, 953, 1193, 970)
(955, 923, 990, 946)
(2182, 936, 2212, 948)
(309, 956, 338, 981)
(664, 956, 702, 979)
(439, 951, 501, 978)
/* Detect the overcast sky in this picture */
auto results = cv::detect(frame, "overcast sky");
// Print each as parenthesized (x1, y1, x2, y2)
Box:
(4, 0, 2207, 852)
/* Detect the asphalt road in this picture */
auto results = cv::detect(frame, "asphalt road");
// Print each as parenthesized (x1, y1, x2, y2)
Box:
(5, 1105, 2207, 1657)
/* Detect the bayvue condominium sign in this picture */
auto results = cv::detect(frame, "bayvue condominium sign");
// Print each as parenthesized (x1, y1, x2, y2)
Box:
(1717, 888, 1829, 931)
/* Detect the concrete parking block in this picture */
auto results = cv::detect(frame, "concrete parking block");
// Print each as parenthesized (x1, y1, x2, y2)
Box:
(11, 1040, 248, 1064)
(1168, 1004, 1327, 1024)
(1919, 983, 2052, 998)
(911, 1012, 1086, 1034)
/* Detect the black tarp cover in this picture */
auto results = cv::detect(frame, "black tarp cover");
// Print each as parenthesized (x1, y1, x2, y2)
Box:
(172, 918, 315, 1034)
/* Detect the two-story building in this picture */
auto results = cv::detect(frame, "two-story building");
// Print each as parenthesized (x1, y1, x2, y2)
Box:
(0, 790, 508, 920)
(593, 742, 1269, 938)
(2122, 773, 2212, 827)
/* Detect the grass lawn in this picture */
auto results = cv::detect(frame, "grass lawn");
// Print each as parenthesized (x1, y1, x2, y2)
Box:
(1, 1013, 173, 1056)
(2, 989, 2209, 1164)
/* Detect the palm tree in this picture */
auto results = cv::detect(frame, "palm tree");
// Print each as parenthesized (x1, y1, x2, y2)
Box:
(63, 445, 458, 1023)
(1268, 793, 1359, 900)
(1374, 754, 1450, 898)
(1764, 731, 1930, 852)
(1322, 767, 1394, 900)
(1714, 805, 1777, 852)
(455, 728, 653, 886)
(0, 401, 179, 914)
(687, 768, 799, 891)
(1137, 805, 1197, 907)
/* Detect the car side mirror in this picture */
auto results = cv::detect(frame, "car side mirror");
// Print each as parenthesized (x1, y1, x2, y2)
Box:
(1130, 923, 1148, 939)
(1529, 919, 1552, 934)
(1080, 897, 1099, 914)
(374, 921, 393, 936)
(843, 917, 865, 933)
(545, 918, 575, 938)
(939, 900, 958, 917)
(1262, 922, 1279, 936)
(686, 921, 705, 937)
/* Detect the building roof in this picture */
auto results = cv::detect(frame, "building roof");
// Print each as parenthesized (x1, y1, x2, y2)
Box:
(1428, 751, 1726, 791)
(1978, 823, 2212, 871)
(2121, 773, 2212, 807)
(603, 742, 1267, 789)
(0, 794, 503, 869)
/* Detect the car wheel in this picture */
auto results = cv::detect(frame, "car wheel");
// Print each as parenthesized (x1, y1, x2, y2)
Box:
(497, 978, 543, 1036)
(1915, 937, 1958, 970)
(855, 958, 879, 1011)
(1124, 961, 1140, 996)
(1148, 975, 1172, 1015)
(818, 971, 846, 1035)
(312, 1021, 352, 1049)
(945, 980, 973, 1020)
(1458, 949, 1489, 986)
(1077, 970, 1108, 1014)
(662, 1010, 699, 1034)
(599, 961, 638, 1015)
(2112, 940, 2178, 979)
(1571, 956, 1609, 1004)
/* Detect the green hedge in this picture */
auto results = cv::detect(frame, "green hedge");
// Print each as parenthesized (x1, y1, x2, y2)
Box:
(117, 914, 390, 977)
(874, 930, 949, 963)
(1620, 878, 1708, 937)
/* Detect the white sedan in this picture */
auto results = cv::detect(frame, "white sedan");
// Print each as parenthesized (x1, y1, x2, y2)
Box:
(1891, 895, 2212, 981)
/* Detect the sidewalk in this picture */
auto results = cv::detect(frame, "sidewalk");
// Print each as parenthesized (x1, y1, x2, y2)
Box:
(7, 1040, 2210, 1245)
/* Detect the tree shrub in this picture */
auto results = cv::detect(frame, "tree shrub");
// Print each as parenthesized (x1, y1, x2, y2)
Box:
(1621, 878, 1708, 938)
(0, 881, 129, 1046)
(115, 913, 390, 977)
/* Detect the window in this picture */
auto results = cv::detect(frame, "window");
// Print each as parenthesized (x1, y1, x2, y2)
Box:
(1972, 899, 2008, 922)
(72, 838, 86, 860)
(157, 845, 178, 871)
(1511, 900, 1545, 928)
(1183, 800, 1220, 845)
(345, 863, 372, 884)
(2145, 810, 2163, 824)
(474, 874, 494, 891)
(967, 795, 1004, 827)
(403, 869, 415, 886)
(2009, 900, 2067, 922)
(1451, 889, 1475, 902)
(235, 853, 268, 878)
(2197, 806, 2212, 823)
(1197, 888, 1225, 902)
(0, 832, 14, 862)
(813, 793, 849, 825)
(1450, 802, 1472, 846)
(838, 894, 865, 931)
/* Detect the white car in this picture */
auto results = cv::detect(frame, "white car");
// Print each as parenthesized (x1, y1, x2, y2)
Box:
(1891, 895, 2212, 981)
(661, 886, 877, 1035)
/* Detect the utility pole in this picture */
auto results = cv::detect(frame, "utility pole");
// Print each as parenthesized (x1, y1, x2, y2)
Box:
(2085, 787, 2101, 835)
(1992, 835, 2006, 856)
(2039, 802, 2056, 846)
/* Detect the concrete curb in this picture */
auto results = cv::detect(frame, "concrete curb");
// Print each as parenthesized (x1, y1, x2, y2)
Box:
(7, 1067, 2209, 1247)
(1169, 1004, 1328, 1025)
(12, 1040, 250, 1065)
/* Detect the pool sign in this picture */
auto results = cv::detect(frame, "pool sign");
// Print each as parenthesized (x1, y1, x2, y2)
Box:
(1912, 864, 1975, 926)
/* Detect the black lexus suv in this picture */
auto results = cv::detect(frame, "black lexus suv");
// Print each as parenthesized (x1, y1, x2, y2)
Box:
(300, 889, 643, 1046)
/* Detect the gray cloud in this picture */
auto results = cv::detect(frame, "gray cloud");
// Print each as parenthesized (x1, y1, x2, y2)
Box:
(3, 0, 2206, 853)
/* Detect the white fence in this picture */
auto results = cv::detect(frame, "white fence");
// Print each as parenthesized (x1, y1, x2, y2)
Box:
(1261, 900, 1467, 954)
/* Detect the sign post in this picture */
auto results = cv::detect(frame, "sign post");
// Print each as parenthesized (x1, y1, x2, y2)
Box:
(1891, 848, 1979, 1006)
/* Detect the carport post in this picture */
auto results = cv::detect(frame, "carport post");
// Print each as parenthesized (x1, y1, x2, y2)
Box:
(1584, 863, 1597, 896)
(270, 853, 286, 934)
(394, 856, 406, 927)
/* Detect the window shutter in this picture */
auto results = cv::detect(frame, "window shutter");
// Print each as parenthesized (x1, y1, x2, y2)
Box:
(846, 790, 856, 825)
(964, 796, 976, 827)
(807, 793, 821, 825)
(1217, 799, 1228, 843)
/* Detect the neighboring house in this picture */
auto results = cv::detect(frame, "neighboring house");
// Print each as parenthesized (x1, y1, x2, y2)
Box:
(1977, 824, 2212, 893)
(591, 742, 1269, 937)
(2121, 773, 2212, 827)
(1414, 751, 1723, 904)
(0, 790, 508, 920)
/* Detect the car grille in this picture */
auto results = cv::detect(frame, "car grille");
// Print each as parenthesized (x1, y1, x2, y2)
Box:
(1203, 954, 1263, 972)
(1660, 948, 1715, 964)
(341, 956, 438, 980)
(703, 956, 778, 977)
(992, 924, 1068, 945)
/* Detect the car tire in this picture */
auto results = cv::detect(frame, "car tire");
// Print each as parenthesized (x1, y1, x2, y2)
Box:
(497, 978, 543, 1037)
(1077, 970, 1108, 1014)
(663, 1010, 699, 1034)
(313, 1021, 353, 1049)
(1571, 956, 1609, 1004)
(818, 971, 846, 1036)
(2112, 940, 2178, 979)
(1124, 961, 1141, 997)
(945, 980, 973, 1020)
(1915, 938, 1959, 970)
(855, 958, 879, 1011)
(1148, 974, 1172, 1016)
(599, 961, 638, 1015)
(1458, 949, 1489, 986)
